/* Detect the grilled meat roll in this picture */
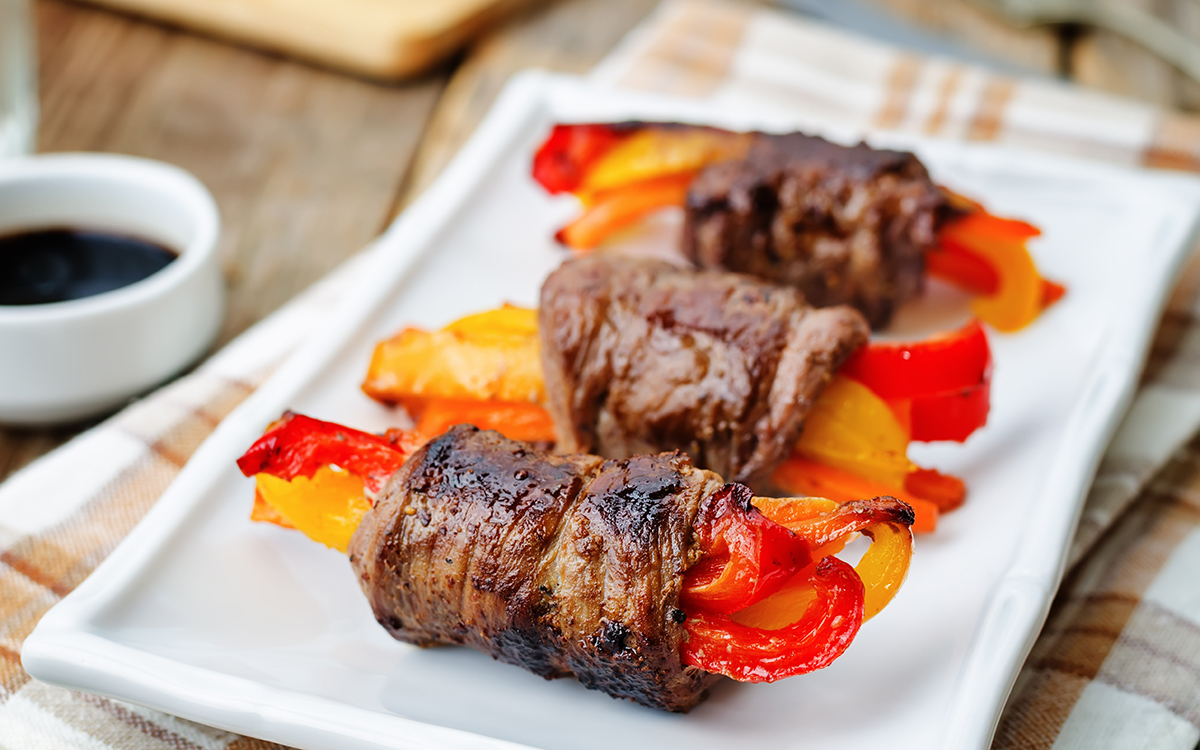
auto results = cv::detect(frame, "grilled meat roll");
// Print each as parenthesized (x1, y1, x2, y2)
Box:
(538, 256, 869, 489)
(682, 132, 948, 329)
(348, 424, 724, 712)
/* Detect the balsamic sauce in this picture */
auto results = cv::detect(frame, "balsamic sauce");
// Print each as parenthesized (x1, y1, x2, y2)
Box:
(0, 228, 178, 306)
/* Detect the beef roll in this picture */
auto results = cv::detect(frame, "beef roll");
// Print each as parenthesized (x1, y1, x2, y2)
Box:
(539, 256, 869, 489)
(348, 424, 725, 712)
(682, 132, 948, 329)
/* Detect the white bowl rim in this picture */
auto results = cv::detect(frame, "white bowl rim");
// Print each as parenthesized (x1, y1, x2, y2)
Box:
(0, 152, 220, 323)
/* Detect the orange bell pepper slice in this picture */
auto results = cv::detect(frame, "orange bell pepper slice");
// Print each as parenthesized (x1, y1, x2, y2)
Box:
(953, 212, 1040, 241)
(1042, 280, 1066, 306)
(362, 305, 545, 406)
(905, 467, 966, 513)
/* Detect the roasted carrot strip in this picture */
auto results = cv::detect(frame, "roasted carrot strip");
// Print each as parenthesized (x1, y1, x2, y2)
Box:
(905, 467, 966, 513)
(771, 457, 938, 533)
(1042, 279, 1066, 307)
(408, 397, 556, 444)
(555, 172, 695, 251)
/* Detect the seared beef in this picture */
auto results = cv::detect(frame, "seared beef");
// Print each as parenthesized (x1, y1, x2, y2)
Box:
(348, 424, 724, 712)
(682, 132, 947, 328)
(539, 256, 868, 489)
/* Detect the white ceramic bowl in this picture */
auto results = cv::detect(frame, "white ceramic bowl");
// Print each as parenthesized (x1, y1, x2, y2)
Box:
(0, 153, 223, 425)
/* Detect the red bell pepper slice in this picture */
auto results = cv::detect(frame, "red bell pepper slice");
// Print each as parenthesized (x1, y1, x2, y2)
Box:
(840, 319, 992, 442)
(531, 124, 630, 195)
(908, 375, 991, 443)
(236, 413, 411, 494)
(926, 238, 999, 296)
(680, 484, 811, 615)
(840, 319, 991, 401)
(681, 556, 865, 682)
(679, 489, 914, 680)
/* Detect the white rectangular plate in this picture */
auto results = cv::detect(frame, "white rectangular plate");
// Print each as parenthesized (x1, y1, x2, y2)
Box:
(22, 72, 1200, 750)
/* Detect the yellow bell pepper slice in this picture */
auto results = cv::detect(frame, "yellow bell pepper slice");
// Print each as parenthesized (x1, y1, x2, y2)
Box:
(577, 127, 751, 200)
(795, 375, 915, 487)
(255, 465, 371, 553)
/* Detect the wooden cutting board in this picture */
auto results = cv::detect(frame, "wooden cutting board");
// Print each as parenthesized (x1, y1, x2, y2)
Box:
(81, 0, 543, 80)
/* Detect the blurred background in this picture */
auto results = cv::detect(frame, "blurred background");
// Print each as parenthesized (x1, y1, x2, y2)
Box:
(2, 0, 1196, 479)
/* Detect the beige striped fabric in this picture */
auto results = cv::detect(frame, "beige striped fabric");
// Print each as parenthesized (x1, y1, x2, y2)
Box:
(594, 0, 1200, 171)
(5, 0, 1200, 747)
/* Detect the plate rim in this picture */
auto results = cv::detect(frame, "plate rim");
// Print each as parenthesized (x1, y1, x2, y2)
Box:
(21, 70, 1200, 750)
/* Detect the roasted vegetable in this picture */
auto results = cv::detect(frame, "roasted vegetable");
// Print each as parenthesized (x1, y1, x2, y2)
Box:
(932, 212, 1059, 332)
(362, 305, 544, 406)
(237, 413, 415, 551)
(840, 318, 992, 442)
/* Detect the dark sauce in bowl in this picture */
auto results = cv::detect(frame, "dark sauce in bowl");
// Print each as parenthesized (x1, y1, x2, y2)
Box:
(0, 229, 178, 306)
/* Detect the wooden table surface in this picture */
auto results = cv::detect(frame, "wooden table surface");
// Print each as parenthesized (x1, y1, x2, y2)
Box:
(2, 0, 1197, 483)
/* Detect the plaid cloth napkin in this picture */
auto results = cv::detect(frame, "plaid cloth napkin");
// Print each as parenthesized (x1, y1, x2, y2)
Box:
(5, 1, 1200, 747)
